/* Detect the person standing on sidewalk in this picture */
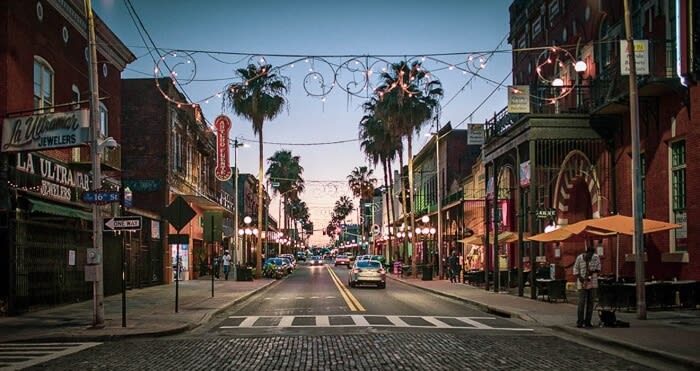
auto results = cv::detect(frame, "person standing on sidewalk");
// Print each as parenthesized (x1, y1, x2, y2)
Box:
(448, 251, 460, 283)
(573, 246, 601, 328)
(222, 250, 232, 280)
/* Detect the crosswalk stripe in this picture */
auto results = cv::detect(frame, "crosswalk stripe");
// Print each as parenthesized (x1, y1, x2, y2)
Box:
(0, 342, 101, 370)
(316, 315, 330, 327)
(456, 316, 494, 329)
(386, 315, 410, 327)
(220, 315, 532, 331)
(422, 316, 450, 328)
(351, 315, 370, 326)
(239, 316, 259, 327)
(278, 316, 294, 327)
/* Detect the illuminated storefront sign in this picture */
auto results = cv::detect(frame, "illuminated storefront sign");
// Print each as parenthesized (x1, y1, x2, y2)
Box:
(15, 153, 90, 202)
(2, 109, 89, 152)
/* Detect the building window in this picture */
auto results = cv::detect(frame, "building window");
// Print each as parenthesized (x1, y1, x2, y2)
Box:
(671, 140, 686, 251)
(549, 0, 559, 19)
(99, 102, 108, 137)
(532, 16, 542, 39)
(33, 56, 54, 112)
(71, 84, 81, 109)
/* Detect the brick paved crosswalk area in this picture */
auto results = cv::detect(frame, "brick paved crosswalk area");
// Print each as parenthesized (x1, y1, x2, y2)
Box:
(221, 315, 533, 331)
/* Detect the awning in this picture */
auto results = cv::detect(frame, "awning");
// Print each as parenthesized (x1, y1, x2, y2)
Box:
(179, 194, 228, 213)
(28, 198, 93, 221)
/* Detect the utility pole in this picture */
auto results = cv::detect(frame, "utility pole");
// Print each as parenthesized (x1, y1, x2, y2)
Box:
(85, 0, 104, 328)
(623, 0, 646, 319)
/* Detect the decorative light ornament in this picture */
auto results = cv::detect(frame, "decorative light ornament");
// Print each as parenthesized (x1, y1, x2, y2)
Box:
(574, 60, 587, 72)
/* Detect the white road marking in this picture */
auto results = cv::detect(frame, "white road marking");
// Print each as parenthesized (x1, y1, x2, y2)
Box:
(219, 315, 532, 331)
(0, 342, 101, 370)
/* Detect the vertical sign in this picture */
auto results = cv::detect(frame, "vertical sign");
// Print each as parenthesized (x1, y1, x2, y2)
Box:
(620, 40, 649, 75)
(214, 115, 232, 181)
(519, 160, 531, 187)
(467, 124, 484, 145)
(507, 85, 530, 113)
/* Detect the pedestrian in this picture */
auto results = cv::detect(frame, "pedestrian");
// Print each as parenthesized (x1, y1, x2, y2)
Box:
(573, 245, 601, 328)
(222, 250, 232, 280)
(448, 251, 459, 283)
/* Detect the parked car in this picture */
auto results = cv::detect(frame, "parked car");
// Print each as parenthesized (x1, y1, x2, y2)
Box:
(334, 254, 351, 267)
(345, 252, 355, 261)
(280, 254, 297, 268)
(263, 258, 288, 279)
(278, 256, 295, 274)
(348, 260, 386, 289)
(295, 252, 307, 262)
(309, 255, 324, 266)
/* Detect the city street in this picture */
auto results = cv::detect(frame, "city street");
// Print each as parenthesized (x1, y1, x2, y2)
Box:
(15, 261, 666, 370)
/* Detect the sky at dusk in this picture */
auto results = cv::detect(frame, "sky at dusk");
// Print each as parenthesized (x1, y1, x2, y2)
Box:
(92, 0, 514, 245)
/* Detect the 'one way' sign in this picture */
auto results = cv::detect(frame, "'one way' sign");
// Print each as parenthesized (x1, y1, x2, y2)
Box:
(104, 216, 142, 231)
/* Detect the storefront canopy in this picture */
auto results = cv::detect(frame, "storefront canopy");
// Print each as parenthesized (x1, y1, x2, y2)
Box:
(28, 198, 92, 221)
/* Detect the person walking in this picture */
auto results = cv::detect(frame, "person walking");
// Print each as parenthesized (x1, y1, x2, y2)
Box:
(222, 250, 232, 280)
(573, 246, 601, 328)
(448, 251, 460, 283)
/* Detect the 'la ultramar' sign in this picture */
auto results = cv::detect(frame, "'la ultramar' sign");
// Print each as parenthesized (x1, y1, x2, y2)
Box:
(2, 109, 89, 152)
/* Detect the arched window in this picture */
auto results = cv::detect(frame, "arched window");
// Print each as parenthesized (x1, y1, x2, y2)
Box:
(33, 56, 54, 112)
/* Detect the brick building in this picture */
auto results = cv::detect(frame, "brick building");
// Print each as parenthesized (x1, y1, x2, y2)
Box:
(0, 0, 134, 314)
(480, 0, 699, 290)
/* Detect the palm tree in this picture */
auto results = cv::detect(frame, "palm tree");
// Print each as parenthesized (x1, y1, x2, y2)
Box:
(359, 101, 402, 261)
(224, 64, 289, 279)
(347, 166, 377, 253)
(266, 150, 304, 239)
(373, 61, 443, 278)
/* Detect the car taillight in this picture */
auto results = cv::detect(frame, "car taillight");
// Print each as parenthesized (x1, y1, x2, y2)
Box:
(353, 268, 361, 273)
(378, 268, 385, 274)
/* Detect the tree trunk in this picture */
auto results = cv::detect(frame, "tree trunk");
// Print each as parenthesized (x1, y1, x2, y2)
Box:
(382, 159, 393, 261)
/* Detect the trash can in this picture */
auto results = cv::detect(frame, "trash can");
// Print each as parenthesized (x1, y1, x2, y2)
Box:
(422, 266, 433, 281)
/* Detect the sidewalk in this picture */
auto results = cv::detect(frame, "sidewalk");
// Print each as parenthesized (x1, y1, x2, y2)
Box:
(389, 274, 700, 369)
(1, 274, 698, 369)
(0, 277, 275, 343)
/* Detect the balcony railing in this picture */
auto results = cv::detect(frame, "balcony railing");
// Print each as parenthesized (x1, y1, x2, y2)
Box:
(486, 39, 680, 141)
(70, 145, 121, 171)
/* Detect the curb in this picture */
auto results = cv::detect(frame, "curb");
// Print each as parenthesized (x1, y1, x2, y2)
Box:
(389, 276, 537, 322)
(390, 275, 700, 369)
(553, 324, 700, 370)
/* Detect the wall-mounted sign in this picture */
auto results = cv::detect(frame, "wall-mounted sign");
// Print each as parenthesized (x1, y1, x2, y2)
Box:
(15, 152, 90, 202)
(2, 109, 89, 152)
(214, 115, 232, 181)
(620, 40, 649, 75)
(508, 85, 530, 113)
(467, 124, 484, 145)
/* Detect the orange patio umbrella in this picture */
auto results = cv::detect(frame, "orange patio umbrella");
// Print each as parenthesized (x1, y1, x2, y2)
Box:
(564, 214, 681, 236)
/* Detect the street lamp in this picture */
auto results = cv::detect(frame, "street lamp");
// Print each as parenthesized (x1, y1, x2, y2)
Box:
(232, 137, 245, 280)
(415, 215, 436, 279)
(238, 216, 258, 266)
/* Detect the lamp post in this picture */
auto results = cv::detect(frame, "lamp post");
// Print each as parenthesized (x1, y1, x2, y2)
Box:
(415, 215, 436, 279)
(232, 137, 244, 280)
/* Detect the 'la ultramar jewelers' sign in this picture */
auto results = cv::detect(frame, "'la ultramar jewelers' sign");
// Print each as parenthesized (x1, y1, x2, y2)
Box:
(2, 109, 89, 152)
(15, 152, 91, 202)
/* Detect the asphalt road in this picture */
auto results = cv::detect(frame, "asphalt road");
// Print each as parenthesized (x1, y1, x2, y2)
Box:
(21, 260, 664, 370)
